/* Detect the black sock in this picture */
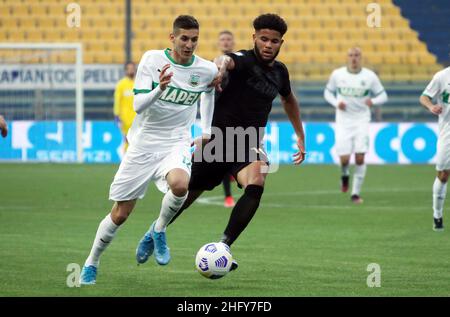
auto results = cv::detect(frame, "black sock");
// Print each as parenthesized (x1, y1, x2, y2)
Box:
(221, 185, 264, 246)
(223, 176, 232, 197)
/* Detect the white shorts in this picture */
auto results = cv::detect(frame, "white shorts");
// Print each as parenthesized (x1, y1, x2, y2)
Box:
(109, 144, 192, 201)
(335, 123, 369, 156)
(436, 137, 450, 171)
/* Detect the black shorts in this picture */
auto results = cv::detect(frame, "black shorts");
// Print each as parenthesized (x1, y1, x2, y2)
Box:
(189, 148, 269, 191)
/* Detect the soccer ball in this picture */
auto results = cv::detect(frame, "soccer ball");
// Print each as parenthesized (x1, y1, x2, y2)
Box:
(195, 242, 233, 279)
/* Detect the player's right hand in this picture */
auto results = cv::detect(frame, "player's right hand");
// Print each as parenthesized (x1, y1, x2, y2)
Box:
(159, 64, 173, 91)
(0, 115, 8, 138)
(429, 105, 443, 115)
(293, 137, 306, 165)
(338, 102, 346, 111)
(209, 67, 225, 92)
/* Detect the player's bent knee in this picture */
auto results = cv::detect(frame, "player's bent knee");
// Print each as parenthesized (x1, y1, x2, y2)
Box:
(355, 155, 365, 165)
(112, 212, 128, 225)
(438, 171, 449, 183)
(170, 182, 189, 197)
(111, 200, 135, 225)
(340, 156, 350, 166)
(247, 175, 266, 187)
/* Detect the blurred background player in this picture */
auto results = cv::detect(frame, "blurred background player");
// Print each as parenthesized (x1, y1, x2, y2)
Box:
(420, 66, 450, 231)
(217, 30, 236, 207)
(324, 47, 388, 204)
(114, 61, 137, 152)
(80, 15, 217, 284)
(0, 115, 8, 138)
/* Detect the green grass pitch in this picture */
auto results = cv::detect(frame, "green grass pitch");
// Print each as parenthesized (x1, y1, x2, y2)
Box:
(1, 163, 449, 296)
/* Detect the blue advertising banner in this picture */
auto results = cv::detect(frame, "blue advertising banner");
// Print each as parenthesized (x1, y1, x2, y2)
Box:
(0, 120, 440, 164)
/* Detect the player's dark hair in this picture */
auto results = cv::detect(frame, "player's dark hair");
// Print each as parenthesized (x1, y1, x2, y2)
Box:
(253, 13, 287, 36)
(173, 15, 199, 33)
(219, 30, 234, 37)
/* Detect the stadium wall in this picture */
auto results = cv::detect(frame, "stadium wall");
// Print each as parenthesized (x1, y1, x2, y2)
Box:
(0, 121, 439, 165)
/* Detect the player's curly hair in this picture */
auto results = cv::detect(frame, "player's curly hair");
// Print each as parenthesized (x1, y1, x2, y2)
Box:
(173, 15, 199, 32)
(253, 14, 287, 36)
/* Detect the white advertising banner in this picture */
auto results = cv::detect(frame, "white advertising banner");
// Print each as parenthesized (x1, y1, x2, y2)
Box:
(0, 64, 123, 90)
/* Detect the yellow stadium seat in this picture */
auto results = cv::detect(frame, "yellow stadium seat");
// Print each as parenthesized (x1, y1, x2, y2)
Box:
(47, 5, 65, 16)
(418, 54, 437, 65)
(321, 18, 339, 28)
(9, 4, 29, 16)
(364, 54, 383, 64)
(36, 19, 55, 29)
(18, 18, 37, 29)
(312, 6, 331, 16)
(7, 30, 26, 41)
(28, 4, 48, 16)
(0, 31, 8, 41)
(1, 17, 18, 28)
(338, 19, 358, 29)
(303, 19, 322, 28)
(383, 55, 402, 64)
(328, 6, 348, 16)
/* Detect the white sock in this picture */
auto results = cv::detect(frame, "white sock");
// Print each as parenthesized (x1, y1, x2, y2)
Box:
(433, 178, 447, 219)
(352, 164, 367, 196)
(154, 190, 188, 232)
(85, 213, 119, 267)
(341, 164, 350, 176)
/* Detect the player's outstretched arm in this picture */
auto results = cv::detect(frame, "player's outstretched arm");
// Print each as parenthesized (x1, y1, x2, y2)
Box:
(281, 92, 306, 165)
(0, 115, 8, 138)
(420, 94, 442, 115)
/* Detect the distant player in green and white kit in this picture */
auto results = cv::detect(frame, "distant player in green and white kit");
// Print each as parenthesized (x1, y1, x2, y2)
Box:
(324, 47, 388, 204)
(420, 66, 450, 231)
(79, 15, 218, 285)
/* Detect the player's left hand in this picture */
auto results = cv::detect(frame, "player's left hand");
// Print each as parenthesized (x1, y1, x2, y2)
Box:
(159, 64, 173, 91)
(191, 135, 211, 160)
(293, 138, 306, 165)
(365, 99, 373, 108)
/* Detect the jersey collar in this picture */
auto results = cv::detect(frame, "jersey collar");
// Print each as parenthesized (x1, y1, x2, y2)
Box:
(164, 48, 195, 67)
(346, 66, 362, 74)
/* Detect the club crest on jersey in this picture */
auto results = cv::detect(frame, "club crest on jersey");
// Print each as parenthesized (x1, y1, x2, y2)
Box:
(443, 90, 449, 103)
(189, 74, 200, 87)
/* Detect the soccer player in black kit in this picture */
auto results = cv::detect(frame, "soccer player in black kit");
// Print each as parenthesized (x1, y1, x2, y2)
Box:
(136, 14, 306, 270)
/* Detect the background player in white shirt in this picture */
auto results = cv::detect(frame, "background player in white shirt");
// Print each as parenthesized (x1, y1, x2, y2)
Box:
(79, 15, 218, 285)
(420, 66, 450, 231)
(324, 47, 388, 203)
